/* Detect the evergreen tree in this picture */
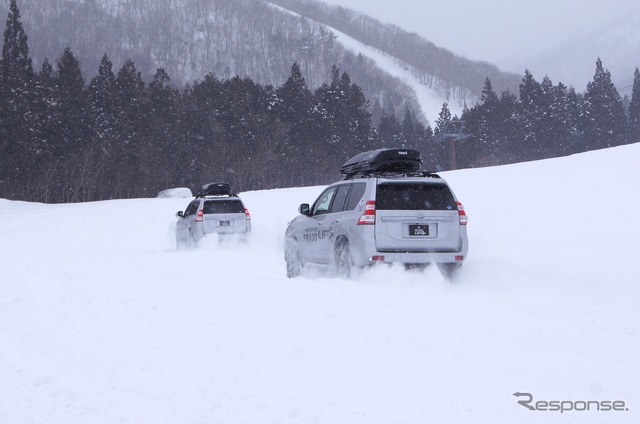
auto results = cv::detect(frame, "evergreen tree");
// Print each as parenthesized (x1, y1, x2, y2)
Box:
(459, 104, 482, 167)
(112, 59, 147, 197)
(141, 67, 181, 194)
(273, 63, 317, 181)
(218, 75, 266, 144)
(0, 0, 32, 83)
(343, 72, 373, 149)
(114, 59, 146, 139)
(275, 62, 315, 140)
(628, 67, 640, 143)
(377, 110, 402, 147)
(86, 54, 118, 198)
(460, 78, 510, 167)
(87, 54, 116, 145)
(582, 58, 627, 149)
(56, 47, 90, 155)
(434, 102, 452, 134)
(188, 73, 224, 143)
(537, 75, 559, 158)
(31, 58, 60, 201)
(0, 0, 34, 197)
(401, 106, 418, 147)
(518, 70, 544, 156)
(56, 47, 95, 202)
(477, 78, 500, 162)
(315, 66, 372, 164)
(565, 87, 583, 153)
(370, 98, 383, 127)
(496, 90, 523, 163)
(548, 82, 577, 157)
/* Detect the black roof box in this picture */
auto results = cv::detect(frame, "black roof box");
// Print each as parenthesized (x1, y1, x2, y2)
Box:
(341, 148, 422, 176)
(196, 182, 232, 197)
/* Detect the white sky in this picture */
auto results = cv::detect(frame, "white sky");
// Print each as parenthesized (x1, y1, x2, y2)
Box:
(320, 0, 637, 87)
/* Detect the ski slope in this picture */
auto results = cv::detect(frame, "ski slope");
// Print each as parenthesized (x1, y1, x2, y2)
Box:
(1, 144, 639, 423)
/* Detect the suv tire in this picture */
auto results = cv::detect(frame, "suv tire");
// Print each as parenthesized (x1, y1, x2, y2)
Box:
(335, 239, 351, 278)
(176, 230, 190, 250)
(438, 263, 460, 281)
(285, 239, 302, 278)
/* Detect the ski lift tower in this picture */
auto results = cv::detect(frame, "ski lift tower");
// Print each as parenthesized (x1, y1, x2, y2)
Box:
(432, 120, 472, 170)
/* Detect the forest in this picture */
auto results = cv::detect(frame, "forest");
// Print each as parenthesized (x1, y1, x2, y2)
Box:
(1, 0, 639, 203)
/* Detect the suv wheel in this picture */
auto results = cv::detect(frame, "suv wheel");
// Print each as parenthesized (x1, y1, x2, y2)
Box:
(438, 263, 460, 281)
(335, 239, 351, 279)
(285, 239, 302, 278)
(177, 229, 196, 250)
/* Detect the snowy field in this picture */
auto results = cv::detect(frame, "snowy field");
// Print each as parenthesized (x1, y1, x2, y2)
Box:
(1, 144, 639, 423)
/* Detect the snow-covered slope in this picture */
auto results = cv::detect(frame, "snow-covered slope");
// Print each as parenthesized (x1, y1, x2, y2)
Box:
(520, 6, 640, 91)
(321, 0, 639, 92)
(1, 144, 639, 423)
(329, 27, 466, 121)
(269, 0, 469, 122)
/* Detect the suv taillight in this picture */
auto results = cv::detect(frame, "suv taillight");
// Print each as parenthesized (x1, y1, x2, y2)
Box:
(357, 201, 376, 225)
(457, 201, 468, 225)
(244, 208, 251, 220)
(195, 209, 204, 222)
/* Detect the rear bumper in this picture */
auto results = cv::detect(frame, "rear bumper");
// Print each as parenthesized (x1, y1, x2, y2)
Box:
(368, 251, 465, 265)
(204, 228, 250, 235)
(350, 228, 468, 266)
(203, 223, 251, 235)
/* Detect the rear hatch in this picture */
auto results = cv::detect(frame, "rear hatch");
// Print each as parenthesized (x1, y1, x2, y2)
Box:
(202, 198, 247, 234)
(374, 180, 461, 252)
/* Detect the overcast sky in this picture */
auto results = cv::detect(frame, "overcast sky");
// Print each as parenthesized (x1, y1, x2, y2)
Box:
(320, 0, 637, 86)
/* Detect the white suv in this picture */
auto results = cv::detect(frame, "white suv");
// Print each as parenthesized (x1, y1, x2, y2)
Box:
(176, 183, 251, 248)
(284, 149, 468, 278)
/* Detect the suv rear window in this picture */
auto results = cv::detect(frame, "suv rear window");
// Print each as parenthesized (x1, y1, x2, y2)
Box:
(376, 183, 457, 211)
(203, 199, 244, 214)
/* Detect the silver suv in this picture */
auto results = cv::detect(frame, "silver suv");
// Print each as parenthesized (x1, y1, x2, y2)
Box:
(176, 183, 251, 248)
(284, 149, 468, 278)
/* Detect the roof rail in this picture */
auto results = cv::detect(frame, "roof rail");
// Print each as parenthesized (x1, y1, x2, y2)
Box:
(195, 192, 238, 199)
(342, 170, 441, 180)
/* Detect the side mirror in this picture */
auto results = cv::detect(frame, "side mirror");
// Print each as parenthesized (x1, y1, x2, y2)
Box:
(176, 211, 184, 218)
(298, 203, 310, 216)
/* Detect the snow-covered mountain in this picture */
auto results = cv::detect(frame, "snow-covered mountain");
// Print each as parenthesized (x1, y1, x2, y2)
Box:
(2, 143, 639, 423)
(520, 6, 640, 92)
(321, 0, 640, 93)
(0, 0, 524, 124)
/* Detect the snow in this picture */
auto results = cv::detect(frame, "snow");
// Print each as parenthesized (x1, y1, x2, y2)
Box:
(269, 1, 462, 123)
(329, 27, 465, 121)
(1, 144, 639, 423)
(320, 0, 639, 90)
(156, 187, 193, 198)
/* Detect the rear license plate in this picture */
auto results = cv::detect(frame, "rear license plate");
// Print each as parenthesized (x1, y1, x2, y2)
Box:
(409, 224, 429, 236)
(219, 220, 230, 227)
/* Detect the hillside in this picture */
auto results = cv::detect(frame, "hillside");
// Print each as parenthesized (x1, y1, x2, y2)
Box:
(521, 6, 640, 92)
(1, 143, 638, 423)
(267, 0, 522, 104)
(1, 0, 521, 122)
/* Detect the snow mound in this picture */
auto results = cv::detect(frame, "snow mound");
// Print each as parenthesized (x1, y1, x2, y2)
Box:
(156, 187, 193, 198)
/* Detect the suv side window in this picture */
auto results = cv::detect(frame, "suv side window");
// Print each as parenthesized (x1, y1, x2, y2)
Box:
(312, 187, 337, 215)
(184, 200, 200, 216)
(330, 184, 352, 213)
(344, 182, 366, 210)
